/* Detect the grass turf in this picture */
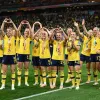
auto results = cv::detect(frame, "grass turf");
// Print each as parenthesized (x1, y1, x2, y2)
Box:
(0, 63, 100, 100)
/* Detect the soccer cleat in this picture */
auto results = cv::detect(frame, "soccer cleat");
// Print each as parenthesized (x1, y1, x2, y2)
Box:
(50, 85, 54, 89)
(75, 86, 80, 90)
(65, 79, 72, 83)
(40, 84, 47, 87)
(18, 82, 21, 86)
(59, 85, 63, 89)
(93, 82, 99, 86)
(86, 81, 90, 84)
(11, 85, 15, 90)
(53, 85, 56, 88)
(25, 82, 29, 86)
(68, 85, 75, 89)
(0, 85, 5, 90)
(33, 83, 39, 86)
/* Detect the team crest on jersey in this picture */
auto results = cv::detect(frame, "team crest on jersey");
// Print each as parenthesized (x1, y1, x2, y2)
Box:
(75, 61, 80, 64)
(13, 56, 17, 63)
(97, 55, 100, 61)
(48, 59, 51, 65)
(60, 61, 64, 64)
(27, 55, 29, 59)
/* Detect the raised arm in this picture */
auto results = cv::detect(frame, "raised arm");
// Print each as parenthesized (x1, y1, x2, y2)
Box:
(32, 28, 42, 41)
(1, 18, 8, 36)
(32, 21, 42, 34)
(42, 27, 52, 40)
(60, 27, 68, 40)
(26, 21, 32, 38)
(74, 21, 84, 38)
(50, 28, 57, 41)
(82, 19, 89, 37)
(10, 18, 17, 31)
(17, 21, 23, 37)
(8, 18, 18, 37)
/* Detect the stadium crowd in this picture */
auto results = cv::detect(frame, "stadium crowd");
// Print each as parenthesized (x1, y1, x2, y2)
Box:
(0, 8, 100, 31)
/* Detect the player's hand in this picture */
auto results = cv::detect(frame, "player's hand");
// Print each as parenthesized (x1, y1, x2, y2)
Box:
(96, 50, 100, 54)
(21, 20, 28, 25)
(3, 18, 8, 23)
(74, 22, 78, 27)
(82, 19, 85, 26)
(8, 18, 13, 23)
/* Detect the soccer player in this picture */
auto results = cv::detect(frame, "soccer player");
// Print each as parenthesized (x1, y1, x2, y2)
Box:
(51, 27, 68, 89)
(67, 31, 81, 90)
(65, 28, 73, 83)
(74, 20, 92, 83)
(17, 20, 32, 86)
(46, 28, 54, 80)
(89, 27, 99, 85)
(33, 27, 51, 87)
(0, 18, 17, 90)
(32, 21, 42, 85)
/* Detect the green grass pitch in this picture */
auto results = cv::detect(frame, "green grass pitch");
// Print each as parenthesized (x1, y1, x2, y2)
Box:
(0, 43, 100, 100)
(0, 63, 100, 100)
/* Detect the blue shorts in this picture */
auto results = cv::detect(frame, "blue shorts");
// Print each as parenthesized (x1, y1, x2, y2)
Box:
(90, 54, 98, 62)
(96, 54, 100, 62)
(68, 61, 80, 66)
(65, 54, 68, 60)
(32, 56, 40, 66)
(40, 58, 51, 66)
(0, 57, 3, 63)
(80, 54, 91, 63)
(17, 54, 30, 62)
(51, 59, 64, 66)
(2, 55, 16, 65)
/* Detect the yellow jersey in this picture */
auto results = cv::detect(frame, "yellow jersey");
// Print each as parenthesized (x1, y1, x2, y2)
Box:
(18, 35, 31, 54)
(65, 42, 68, 55)
(68, 40, 81, 61)
(81, 35, 91, 56)
(15, 37, 20, 54)
(32, 39, 40, 57)
(39, 39, 51, 59)
(3, 35, 16, 55)
(52, 40, 64, 60)
(90, 36, 100, 54)
(0, 40, 3, 57)
(95, 37, 100, 53)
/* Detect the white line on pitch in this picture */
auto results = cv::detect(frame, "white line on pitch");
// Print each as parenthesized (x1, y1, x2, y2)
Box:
(14, 79, 100, 100)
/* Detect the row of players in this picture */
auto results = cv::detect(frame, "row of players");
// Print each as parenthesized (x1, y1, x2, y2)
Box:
(0, 18, 100, 90)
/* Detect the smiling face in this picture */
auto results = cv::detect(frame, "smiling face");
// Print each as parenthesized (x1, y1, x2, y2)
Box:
(70, 32, 76, 39)
(56, 32, 62, 41)
(88, 30, 93, 36)
(41, 31, 48, 40)
(93, 27, 99, 36)
(6, 27, 12, 37)
(67, 28, 72, 37)
(24, 28, 30, 37)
